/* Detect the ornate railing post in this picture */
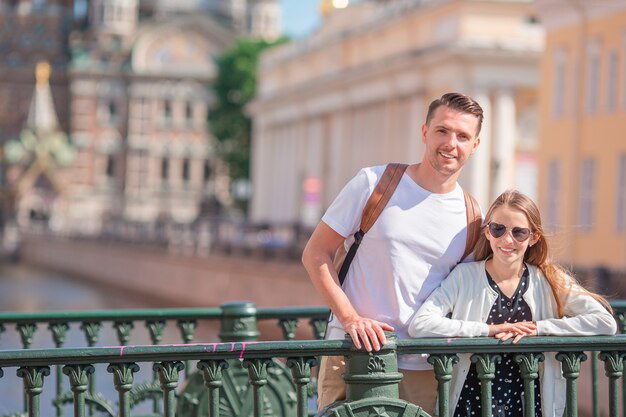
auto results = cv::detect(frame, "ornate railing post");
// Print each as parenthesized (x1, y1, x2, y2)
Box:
(242, 358, 274, 417)
(17, 366, 50, 417)
(154, 361, 185, 417)
(286, 357, 317, 417)
(197, 360, 229, 417)
(177, 320, 197, 378)
(599, 352, 624, 417)
(113, 321, 134, 346)
(219, 301, 260, 342)
(62, 364, 95, 417)
(513, 353, 544, 417)
(279, 318, 298, 340)
(319, 332, 425, 417)
(470, 353, 501, 417)
(107, 363, 139, 417)
(17, 323, 37, 349)
(80, 321, 101, 417)
(50, 322, 70, 417)
(556, 352, 587, 417)
(309, 318, 327, 340)
(428, 354, 459, 417)
(147, 320, 166, 414)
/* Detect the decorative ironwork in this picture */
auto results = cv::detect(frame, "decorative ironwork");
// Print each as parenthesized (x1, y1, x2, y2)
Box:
(286, 357, 317, 417)
(428, 354, 459, 417)
(146, 321, 166, 345)
(599, 351, 625, 417)
(513, 353, 544, 417)
(16, 323, 37, 349)
(368, 356, 386, 374)
(556, 352, 587, 417)
(471, 353, 502, 417)
(113, 322, 134, 346)
(309, 318, 327, 340)
(279, 319, 299, 340)
(48, 323, 69, 348)
(79, 322, 102, 347)
(154, 361, 184, 417)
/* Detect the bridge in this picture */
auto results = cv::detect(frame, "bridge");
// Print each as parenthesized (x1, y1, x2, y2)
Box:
(0, 298, 625, 417)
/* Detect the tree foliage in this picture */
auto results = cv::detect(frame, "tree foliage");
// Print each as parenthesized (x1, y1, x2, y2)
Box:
(209, 37, 288, 181)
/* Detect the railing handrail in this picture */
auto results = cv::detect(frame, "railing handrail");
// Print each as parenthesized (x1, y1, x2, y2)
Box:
(1, 335, 626, 368)
(1, 300, 624, 323)
(0, 306, 329, 323)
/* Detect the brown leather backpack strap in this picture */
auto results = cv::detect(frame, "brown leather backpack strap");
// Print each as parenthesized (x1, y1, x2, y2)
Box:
(461, 190, 482, 261)
(359, 163, 409, 233)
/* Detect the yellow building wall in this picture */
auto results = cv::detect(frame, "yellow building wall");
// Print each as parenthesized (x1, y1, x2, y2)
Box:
(539, 8, 626, 269)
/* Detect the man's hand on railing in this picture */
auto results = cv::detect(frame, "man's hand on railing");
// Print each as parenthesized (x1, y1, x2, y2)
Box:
(489, 321, 537, 343)
(342, 314, 394, 352)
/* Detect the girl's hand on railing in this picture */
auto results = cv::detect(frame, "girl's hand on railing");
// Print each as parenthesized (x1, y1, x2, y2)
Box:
(489, 321, 537, 343)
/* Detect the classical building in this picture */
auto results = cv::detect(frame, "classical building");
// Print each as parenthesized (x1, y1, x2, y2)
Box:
(0, 0, 281, 233)
(535, 0, 626, 270)
(248, 0, 544, 228)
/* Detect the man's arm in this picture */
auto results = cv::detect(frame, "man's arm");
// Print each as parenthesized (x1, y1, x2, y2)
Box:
(301, 221, 393, 352)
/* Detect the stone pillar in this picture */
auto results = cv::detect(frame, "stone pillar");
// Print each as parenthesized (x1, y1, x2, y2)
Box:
(463, 90, 491, 211)
(491, 89, 517, 200)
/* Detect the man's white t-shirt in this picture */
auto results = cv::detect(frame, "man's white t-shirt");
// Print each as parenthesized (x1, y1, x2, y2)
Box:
(322, 164, 470, 370)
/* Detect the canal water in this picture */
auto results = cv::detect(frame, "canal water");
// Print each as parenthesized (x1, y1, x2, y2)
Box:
(0, 261, 220, 415)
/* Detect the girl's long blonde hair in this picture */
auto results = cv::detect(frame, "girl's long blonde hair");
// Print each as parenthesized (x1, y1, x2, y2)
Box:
(473, 190, 611, 317)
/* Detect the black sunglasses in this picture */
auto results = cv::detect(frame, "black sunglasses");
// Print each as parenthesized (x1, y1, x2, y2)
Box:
(487, 222, 532, 242)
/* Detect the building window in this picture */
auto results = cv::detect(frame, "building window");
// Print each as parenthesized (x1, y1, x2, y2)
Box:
(161, 158, 169, 182)
(552, 48, 566, 119)
(579, 158, 595, 232)
(546, 160, 561, 231)
(607, 50, 618, 112)
(163, 100, 172, 126)
(623, 31, 626, 110)
(182, 158, 190, 182)
(203, 160, 211, 183)
(586, 40, 601, 115)
(108, 100, 117, 122)
(185, 102, 194, 126)
(106, 155, 115, 178)
(617, 155, 626, 232)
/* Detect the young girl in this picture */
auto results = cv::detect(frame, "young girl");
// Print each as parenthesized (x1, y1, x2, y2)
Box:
(408, 190, 616, 417)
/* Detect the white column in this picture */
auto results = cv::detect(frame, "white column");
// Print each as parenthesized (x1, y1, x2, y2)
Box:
(408, 94, 425, 164)
(492, 89, 517, 200)
(462, 90, 491, 211)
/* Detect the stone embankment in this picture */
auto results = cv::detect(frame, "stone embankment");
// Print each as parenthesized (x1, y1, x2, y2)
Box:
(19, 234, 322, 308)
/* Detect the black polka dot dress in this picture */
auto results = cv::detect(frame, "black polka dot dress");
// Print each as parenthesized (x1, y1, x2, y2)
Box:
(453, 266, 542, 417)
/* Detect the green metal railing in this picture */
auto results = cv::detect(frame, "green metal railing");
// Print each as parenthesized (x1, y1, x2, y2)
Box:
(2, 336, 626, 417)
(0, 302, 328, 417)
(0, 302, 625, 417)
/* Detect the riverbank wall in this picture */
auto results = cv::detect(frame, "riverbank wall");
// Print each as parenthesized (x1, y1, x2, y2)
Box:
(19, 234, 322, 308)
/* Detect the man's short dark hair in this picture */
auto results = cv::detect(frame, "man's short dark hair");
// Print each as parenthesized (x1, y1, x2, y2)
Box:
(425, 92, 484, 135)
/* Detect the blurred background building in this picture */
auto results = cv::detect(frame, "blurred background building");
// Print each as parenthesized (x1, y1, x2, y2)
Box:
(248, 0, 544, 228)
(0, 0, 625, 277)
(0, 0, 281, 234)
(535, 0, 626, 271)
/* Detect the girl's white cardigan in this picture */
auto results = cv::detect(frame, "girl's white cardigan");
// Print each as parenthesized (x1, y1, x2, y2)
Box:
(408, 261, 617, 417)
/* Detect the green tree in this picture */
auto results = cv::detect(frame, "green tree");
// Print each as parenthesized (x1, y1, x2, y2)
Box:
(209, 37, 288, 183)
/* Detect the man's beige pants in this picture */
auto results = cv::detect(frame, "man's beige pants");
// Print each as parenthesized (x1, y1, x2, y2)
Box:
(317, 355, 438, 415)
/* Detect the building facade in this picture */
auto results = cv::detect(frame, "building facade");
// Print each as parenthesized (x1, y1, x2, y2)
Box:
(0, 0, 281, 233)
(248, 0, 544, 229)
(535, 0, 626, 269)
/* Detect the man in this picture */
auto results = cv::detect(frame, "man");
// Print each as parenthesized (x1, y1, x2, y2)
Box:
(301, 92, 483, 413)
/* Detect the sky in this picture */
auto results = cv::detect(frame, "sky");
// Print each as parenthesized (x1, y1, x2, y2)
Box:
(280, 0, 323, 39)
